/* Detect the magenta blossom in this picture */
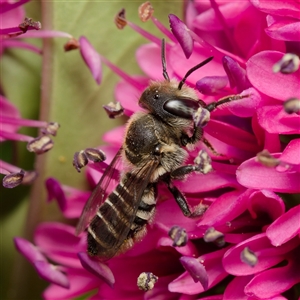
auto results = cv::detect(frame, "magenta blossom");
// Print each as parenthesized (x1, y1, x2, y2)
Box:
(15, 1, 300, 299)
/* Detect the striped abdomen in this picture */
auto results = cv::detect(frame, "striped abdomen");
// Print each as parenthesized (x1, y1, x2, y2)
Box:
(87, 177, 157, 258)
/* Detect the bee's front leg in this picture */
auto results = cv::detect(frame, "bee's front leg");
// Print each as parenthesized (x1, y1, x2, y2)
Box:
(180, 126, 202, 147)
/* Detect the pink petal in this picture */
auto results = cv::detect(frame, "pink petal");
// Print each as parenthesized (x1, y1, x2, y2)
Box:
(246, 51, 300, 100)
(34, 261, 69, 288)
(224, 275, 253, 300)
(79, 36, 102, 84)
(227, 88, 262, 117)
(155, 198, 199, 233)
(193, 2, 250, 31)
(247, 190, 285, 221)
(43, 268, 100, 300)
(233, 5, 286, 59)
(197, 190, 248, 228)
(45, 178, 67, 212)
(0, 0, 26, 26)
(222, 233, 300, 276)
(102, 125, 125, 147)
(34, 222, 85, 268)
(280, 138, 300, 164)
(180, 256, 208, 290)
(237, 154, 300, 193)
(266, 18, 300, 41)
(114, 76, 147, 116)
(136, 43, 172, 80)
(14, 237, 47, 264)
(222, 56, 251, 92)
(176, 171, 239, 193)
(249, 0, 300, 19)
(77, 252, 115, 287)
(205, 119, 260, 152)
(169, 43, 226, 90)
(169, 14, 194, 59)
(266, 205, 300, 246)
(0, 96, 21, 141)
(196, 76, 228, 95)
(245, 256, 300, 299)
(257, 105, 300, 134)
(169, 247, 229, 294)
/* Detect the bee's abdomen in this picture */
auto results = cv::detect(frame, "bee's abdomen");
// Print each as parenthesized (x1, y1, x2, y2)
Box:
(87, 181, 157, 258)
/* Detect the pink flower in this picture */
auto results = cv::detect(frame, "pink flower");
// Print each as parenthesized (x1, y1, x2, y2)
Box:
(15, 1, 300, 299)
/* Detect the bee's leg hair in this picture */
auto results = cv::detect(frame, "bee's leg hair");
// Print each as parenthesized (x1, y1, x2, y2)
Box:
(202, 137, 222, 156)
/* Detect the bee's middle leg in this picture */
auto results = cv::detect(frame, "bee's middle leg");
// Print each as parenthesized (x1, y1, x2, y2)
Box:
(162, 163, 206, 217)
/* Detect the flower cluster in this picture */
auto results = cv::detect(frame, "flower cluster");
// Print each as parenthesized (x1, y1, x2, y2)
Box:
(14, 1, 300, 299)
(1, 0, 59, 188)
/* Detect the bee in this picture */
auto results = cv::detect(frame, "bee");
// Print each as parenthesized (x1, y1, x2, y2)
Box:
(76, 39, 242, 260)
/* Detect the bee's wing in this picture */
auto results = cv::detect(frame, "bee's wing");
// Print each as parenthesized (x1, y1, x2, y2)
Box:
(98, 158, 160, 260)
(76, 148, 123, 235)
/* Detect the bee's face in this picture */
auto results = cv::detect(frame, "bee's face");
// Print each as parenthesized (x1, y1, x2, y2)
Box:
(139, 80, 201, 121)
(139, 81, 174, 117)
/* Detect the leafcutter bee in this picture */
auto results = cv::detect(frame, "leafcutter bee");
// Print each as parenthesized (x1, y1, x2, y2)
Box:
(76, 39, 242, 260)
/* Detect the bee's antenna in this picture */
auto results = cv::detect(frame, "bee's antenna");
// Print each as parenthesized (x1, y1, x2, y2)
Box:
(161, 39, 170, 82)
(178, 56, 214, 90)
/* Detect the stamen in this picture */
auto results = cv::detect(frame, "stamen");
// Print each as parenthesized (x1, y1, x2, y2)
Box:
(19, 17, 41, 33)
(73, 151, 88, 172)
(203, 227, 225, 247)
(138, 2, 154, 22)
(168, 225, 188, 247)
(85, 148, 106, 163)
(27, 135, 54, 154)
(64, 37, 80, 52)
(41, 122, 60, 136)
(115, 8, 161, 45)
(256, 150, 280, 168)
(193, 106, 210, 128)
(240, 247, 258, 267)
(115, 8, 127, 29)
(2, 170, 25, 188)
(137, 272, 158, 291)
(103, 102, 124, 119)
(194, 150, 213, 174)
(273, 53, 300, 74)
(284, 97, 300, 114)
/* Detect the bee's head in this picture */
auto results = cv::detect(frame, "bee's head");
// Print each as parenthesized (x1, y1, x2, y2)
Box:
(139, 80, 201, 121)
(138, 39, 213, 122)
